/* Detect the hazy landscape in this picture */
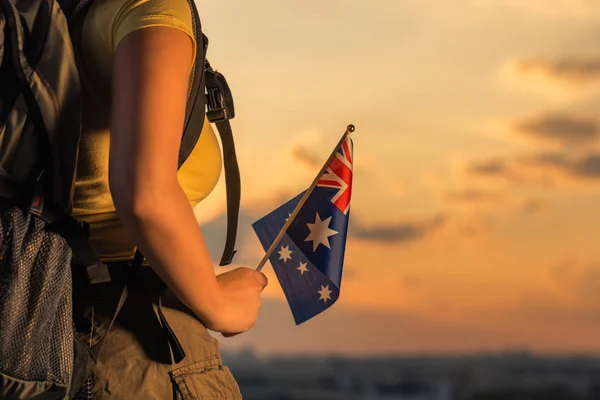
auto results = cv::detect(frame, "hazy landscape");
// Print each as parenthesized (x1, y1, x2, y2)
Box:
(224, 349, 600, 400)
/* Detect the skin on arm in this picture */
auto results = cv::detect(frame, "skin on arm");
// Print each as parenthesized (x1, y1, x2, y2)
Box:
(108, 26, 266, 334)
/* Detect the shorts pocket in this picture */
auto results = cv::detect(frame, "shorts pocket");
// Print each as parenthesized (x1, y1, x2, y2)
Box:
(169, 357, 242, 400)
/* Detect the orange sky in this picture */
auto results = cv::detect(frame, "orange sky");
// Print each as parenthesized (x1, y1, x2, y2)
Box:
(193, 0, 600, 355)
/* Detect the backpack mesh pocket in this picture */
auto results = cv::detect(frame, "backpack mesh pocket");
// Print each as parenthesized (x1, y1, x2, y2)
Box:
(0, 206, 74, 387)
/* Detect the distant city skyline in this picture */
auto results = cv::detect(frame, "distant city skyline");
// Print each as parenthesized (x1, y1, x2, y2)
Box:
(223, 351, 600, 400)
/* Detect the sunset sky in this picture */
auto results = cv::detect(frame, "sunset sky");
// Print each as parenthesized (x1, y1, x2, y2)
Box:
(192, 0, 600, 355)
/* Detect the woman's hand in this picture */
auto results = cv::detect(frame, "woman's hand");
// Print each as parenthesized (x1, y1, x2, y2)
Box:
(204, 268, 268, 335)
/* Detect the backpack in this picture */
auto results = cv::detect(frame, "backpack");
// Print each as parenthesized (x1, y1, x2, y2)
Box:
(0, 0, 240, 397)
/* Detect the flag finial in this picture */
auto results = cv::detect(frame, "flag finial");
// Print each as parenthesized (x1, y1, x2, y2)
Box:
(347, 124, 355, 133)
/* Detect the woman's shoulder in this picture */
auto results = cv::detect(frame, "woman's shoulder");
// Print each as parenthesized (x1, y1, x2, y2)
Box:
(85, 0, 196, 57)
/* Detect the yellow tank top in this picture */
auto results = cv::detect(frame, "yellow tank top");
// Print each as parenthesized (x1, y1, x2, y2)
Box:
(72, 0, 221, 261)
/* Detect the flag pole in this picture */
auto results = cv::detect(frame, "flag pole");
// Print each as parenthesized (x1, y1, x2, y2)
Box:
(256, 124, 355, 272)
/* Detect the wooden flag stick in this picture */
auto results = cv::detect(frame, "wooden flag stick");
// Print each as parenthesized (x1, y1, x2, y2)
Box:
(255, 124, 355, 272)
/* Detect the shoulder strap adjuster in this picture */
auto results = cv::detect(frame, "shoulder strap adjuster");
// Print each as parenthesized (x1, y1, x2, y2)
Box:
(205, 62, 235, 123)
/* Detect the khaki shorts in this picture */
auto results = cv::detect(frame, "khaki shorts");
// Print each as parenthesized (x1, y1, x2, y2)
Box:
(73, 263, 242, 400)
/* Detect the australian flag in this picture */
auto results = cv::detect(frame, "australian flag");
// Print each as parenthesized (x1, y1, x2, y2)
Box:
(252, 136, 353, 324)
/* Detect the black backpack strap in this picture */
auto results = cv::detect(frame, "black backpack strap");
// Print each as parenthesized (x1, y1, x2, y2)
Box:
(59, 0, 93, 24)
(87, 251, 144, 363)
(1, 0, 109, 283)
(177, 7, 207, 167)
(47, 212, 111, 283)
(214, 119, 240, 266)
(1, 0, 53, 180)
(181, 0, 240, 266)
(123, 250, 187, 364)
(205, 62, 240, 266)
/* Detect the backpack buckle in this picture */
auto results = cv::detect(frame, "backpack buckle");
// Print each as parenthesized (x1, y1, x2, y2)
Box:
(205, 66, 235, 123)
(28, 170, 48, 219)
(206, 88, 230, 122)
(29, 193, 44, 217)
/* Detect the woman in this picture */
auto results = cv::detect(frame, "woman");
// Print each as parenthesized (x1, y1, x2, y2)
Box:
(71, 0, 266, 397)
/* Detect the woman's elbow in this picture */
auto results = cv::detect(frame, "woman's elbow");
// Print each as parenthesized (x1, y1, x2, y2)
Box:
(109, 173, 143, 220)
(108, 171, 175, 222)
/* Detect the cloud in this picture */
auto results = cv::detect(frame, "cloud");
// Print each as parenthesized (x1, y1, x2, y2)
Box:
(501, 57, 600, 99)
(514, 58, 600, 85)
(514, 114, 599, 147)
(291, 145, 323, 169)
(466, 158, 528, 185)
(443, 188, 546, 217)
(444, 188, 502, 204)
(200, 210, 262, 265)
(243, 189, 303, 217)
(573, 154, 600, 178)
(525, 151, 600, 179)
(349, 215, 446, 243)
(467, 159, 508, 176)
(519, 198, 546, 214)
(472, 0, 600, 19)
(548, 257, 600, 307)
(465, 150, 600, 189)
(449, 213, 495, 239)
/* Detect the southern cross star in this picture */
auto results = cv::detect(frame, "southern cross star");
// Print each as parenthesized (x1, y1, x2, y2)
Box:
(318, 285, 332, 303)
(277, 245, 293, 262)
(297, 261, 308, 275)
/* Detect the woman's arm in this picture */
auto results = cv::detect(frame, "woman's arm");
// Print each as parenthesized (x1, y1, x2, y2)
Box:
(108, 26, 266, 334)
